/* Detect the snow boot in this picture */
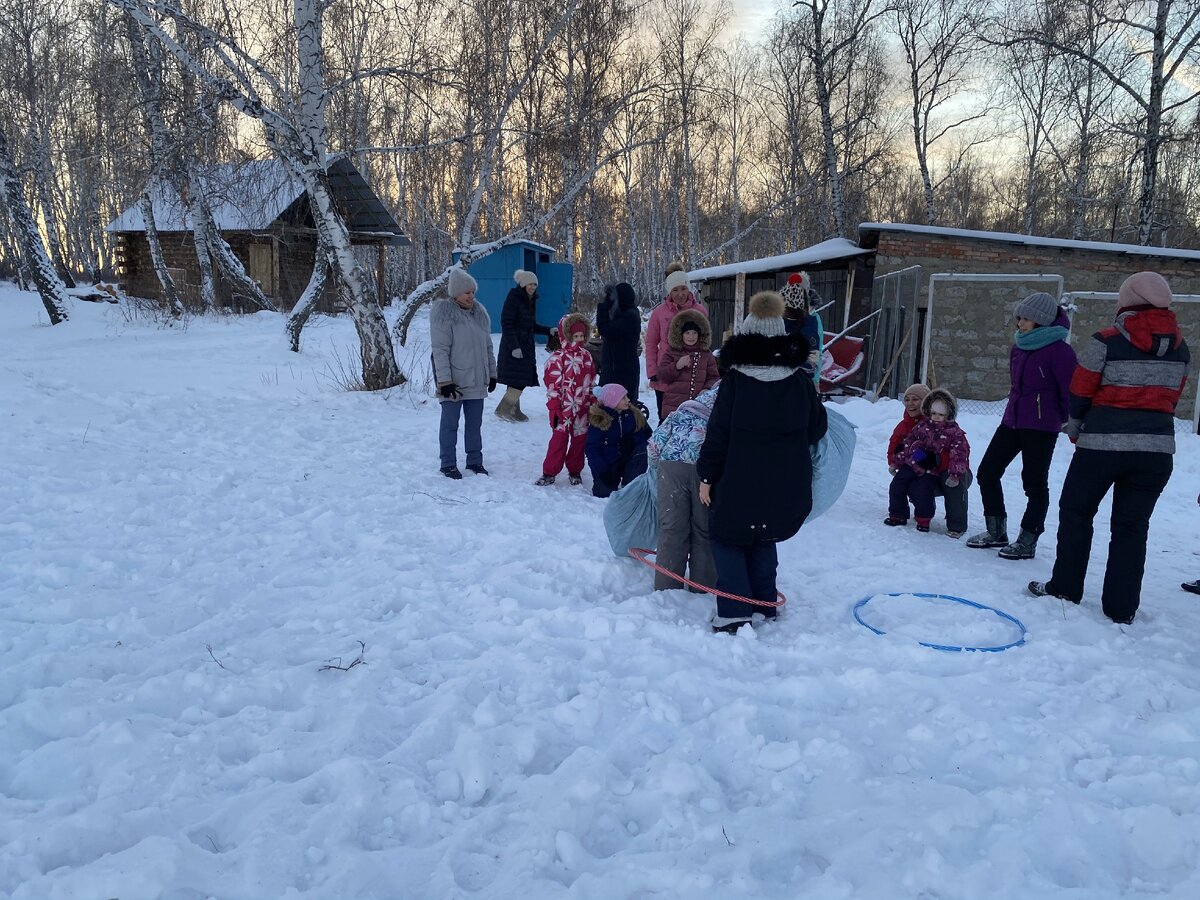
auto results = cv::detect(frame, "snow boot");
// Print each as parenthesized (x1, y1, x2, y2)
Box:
(966, 515, 1008, 549)
(494, 387, 521, 421)
(1027, 581, 1079, 604)
(568, 473, 583, 486)
(440, 466, 463, 480)
(1182, 580, 1200, 595)
(883, 516, 908, 527)
(511, 390, 529, 422)
(998, 529, 1038, 560)
(916, 518, 931, 533)
(535, 475, 555, 486)
(466, 463, 489, 476)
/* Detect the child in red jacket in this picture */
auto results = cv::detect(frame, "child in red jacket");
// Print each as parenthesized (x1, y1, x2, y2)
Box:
(536, 313, 596, 486)
(887, 388, 971, 533)
(656, 309, 719, 418)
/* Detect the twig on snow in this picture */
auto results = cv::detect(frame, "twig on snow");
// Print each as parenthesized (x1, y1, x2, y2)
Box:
(722, 825, 734, 846)
(319, 640, 366, 672)
(411, 491, 468, 505)
(206, 643, 230, 670)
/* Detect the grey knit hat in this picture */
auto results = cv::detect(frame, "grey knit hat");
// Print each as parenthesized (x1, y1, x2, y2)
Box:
(1014, 292, 1058, 326)
(447, 266, 478, 298)
(738, 291, 787, 337)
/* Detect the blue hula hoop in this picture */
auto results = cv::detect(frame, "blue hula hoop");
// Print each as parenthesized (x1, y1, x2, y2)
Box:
(853, 592, 1027, 653)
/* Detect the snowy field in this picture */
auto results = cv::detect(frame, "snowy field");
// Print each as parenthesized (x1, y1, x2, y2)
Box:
(2, 285, 1199, 900)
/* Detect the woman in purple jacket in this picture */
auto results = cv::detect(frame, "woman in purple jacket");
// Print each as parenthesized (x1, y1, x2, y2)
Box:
(966, 292, 1077, 559)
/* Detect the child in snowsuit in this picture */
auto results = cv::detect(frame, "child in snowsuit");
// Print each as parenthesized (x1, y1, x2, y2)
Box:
(887, 383, 972, 537)
(586, 383, 651, 499)
(887, 388, 971, 533)
(648, 382, 720, 591)
(536, 313, 597, 486)
(780, 272, 824, 384)
(656, 308, 719, 418)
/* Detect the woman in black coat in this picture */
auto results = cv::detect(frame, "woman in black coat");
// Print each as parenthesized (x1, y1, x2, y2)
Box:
(596, 282, 642, 401)
(697, 291, 828, 634)
(496, 269, 552, 421)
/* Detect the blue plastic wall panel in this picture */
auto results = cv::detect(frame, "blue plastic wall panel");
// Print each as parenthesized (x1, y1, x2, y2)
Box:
(534, 261, 574, 341)
(450, 243, 573, 337)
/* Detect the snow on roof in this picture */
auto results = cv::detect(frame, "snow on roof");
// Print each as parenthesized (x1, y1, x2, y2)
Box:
(859, 222, 1200, 262)
(105, 160, 301, 233)
(687, 238, 871, 282)
(462, 239, 558, 255)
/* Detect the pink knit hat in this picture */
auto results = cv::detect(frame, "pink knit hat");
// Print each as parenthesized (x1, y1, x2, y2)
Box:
(1118, 272, 1172, 310)
(597, 383, 628, 408)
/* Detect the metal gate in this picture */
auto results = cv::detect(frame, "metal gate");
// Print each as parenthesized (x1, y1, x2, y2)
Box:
(863, 266, 922, 400)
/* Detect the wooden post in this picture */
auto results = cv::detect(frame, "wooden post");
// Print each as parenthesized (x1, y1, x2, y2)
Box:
(377, 243, 387, 306)
(734, 271, 746, 326)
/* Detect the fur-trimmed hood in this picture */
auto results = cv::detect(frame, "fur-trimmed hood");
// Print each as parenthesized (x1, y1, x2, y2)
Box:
(921, 387, 958, 421)
(717, 331, 810, 371)
(556, 311, 591, 346)
(667, 308, 712, 350)
(588, 400, 648, 431)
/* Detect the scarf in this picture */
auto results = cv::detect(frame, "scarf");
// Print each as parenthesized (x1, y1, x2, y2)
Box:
(1014, 325, 1069, 351)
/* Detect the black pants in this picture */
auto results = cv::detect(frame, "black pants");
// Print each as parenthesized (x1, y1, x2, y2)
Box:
(1047, 448, 1172, 622)
(889, 466, 940, 522)
(937, 471, 971, 533)
(977, 425, 1058, 535)
(710, 538, 778, 622)
(654, 389, 665, 423)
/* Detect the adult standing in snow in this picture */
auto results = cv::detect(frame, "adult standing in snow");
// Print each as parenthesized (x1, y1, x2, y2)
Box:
(430, 267, 497, 479)
(697, 291, 827, 634)
(596, 281, 642, 400)
(1029, 272, 1191, 624)
(495, 269, 552, 422)
(966, 293, 1077, 559)
(646, 263, 708, 422)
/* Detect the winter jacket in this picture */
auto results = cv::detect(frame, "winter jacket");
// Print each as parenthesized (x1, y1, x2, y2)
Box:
(543, 313, 597, 437)
(656, 309, 720, 418)
(895, 419, 971, 477)
(586, 400, 651, 498)
(1066, 304, 1191, 454)
(497, 286, 552, 388)
(1001, 308, 1077, 432)
(887, 412, 921, 463)
(430, 298, 497, 401)
(596, 286, 642, 398)
(784, 312, 824, 384)
(646, 292, 708, 391)
(648, 384, 720, 465)
(696, 332, 828, 546)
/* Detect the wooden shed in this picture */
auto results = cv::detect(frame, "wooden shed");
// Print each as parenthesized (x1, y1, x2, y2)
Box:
(105, 156, 409, 311)
(687, 238, 876, 348)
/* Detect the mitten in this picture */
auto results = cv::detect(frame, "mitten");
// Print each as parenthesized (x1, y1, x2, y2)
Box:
(911, 447, 927, 464)
(512, 348, 523, 359)
(889, 466, 898, 476)
(439, 383, 461, 400)
(488, 378, 497, 393)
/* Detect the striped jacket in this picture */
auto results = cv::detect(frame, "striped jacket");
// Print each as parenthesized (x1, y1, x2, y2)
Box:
(1066, 304, 1190, 453)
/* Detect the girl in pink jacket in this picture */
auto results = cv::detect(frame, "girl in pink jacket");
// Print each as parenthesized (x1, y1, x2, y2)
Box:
(536, 313, 596, 486)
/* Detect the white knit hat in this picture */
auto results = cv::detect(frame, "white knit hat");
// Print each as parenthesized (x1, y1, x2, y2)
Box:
(514, 269, 538, 289)
(664, 269, 690, 295)
(738, 291, 787, 337)
(447, 266, 478, 298)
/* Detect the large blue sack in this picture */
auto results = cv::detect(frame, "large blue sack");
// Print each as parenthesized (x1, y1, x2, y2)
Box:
(603, 465, 658, 558)
(809, 406, 856, 521)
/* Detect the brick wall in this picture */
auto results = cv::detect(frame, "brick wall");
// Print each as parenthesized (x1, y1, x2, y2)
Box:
(872, 230, 1199, 424)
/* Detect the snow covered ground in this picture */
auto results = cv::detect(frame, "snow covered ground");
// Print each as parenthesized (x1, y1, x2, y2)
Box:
(2, 286, 1199, 899)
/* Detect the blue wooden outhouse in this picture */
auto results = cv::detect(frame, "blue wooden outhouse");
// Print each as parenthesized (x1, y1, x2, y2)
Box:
(453, 241, 574, 339)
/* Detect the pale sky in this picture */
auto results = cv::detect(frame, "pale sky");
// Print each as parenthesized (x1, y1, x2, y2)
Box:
(727, 0, 784, 39)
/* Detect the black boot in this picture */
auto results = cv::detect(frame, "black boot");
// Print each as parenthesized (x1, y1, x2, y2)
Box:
(998, 529, 1038, 560)
(966, 515, 1008, 549)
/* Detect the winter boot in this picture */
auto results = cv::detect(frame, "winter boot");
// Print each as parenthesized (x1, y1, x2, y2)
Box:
(466, 463, 489, 476)
(494, 387, 521, 421)
(511, 390, 529, 422)
(966, 515, 1008, 549)
(535, 475, 555, 486)
(1181, 580, 1200, 595)
(916, 517, 931, 533)
(998, 529, 1038, 560)
(568, 473, 583, 486)
(440, 466, 463, 480)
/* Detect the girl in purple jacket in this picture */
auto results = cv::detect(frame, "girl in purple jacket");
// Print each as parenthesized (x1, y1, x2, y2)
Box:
(966, 293, 1077, 559)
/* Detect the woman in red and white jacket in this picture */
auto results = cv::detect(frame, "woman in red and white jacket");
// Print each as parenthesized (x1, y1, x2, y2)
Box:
(535, 313, 597, 486)
(1029, 272, 1191, 624)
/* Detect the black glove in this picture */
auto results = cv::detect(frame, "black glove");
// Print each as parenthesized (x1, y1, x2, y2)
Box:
(488, 378, 497, 393)
(440, 383, 462, 400)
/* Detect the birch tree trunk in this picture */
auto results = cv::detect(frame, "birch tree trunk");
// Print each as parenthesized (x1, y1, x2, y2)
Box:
(287, 232, 331, 352)
(138, 192, 184, 314)
(0, 125, 69, 324)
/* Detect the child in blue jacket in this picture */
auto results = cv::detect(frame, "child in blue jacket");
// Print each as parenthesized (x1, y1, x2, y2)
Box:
(586, 383, 651, 498)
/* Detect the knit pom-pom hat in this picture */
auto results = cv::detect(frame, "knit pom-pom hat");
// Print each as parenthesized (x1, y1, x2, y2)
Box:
(514, 269, 538, 289)
(664, 269, 690, 295)
(738, 291, 787, 337)
(780, 272, 811, 311)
